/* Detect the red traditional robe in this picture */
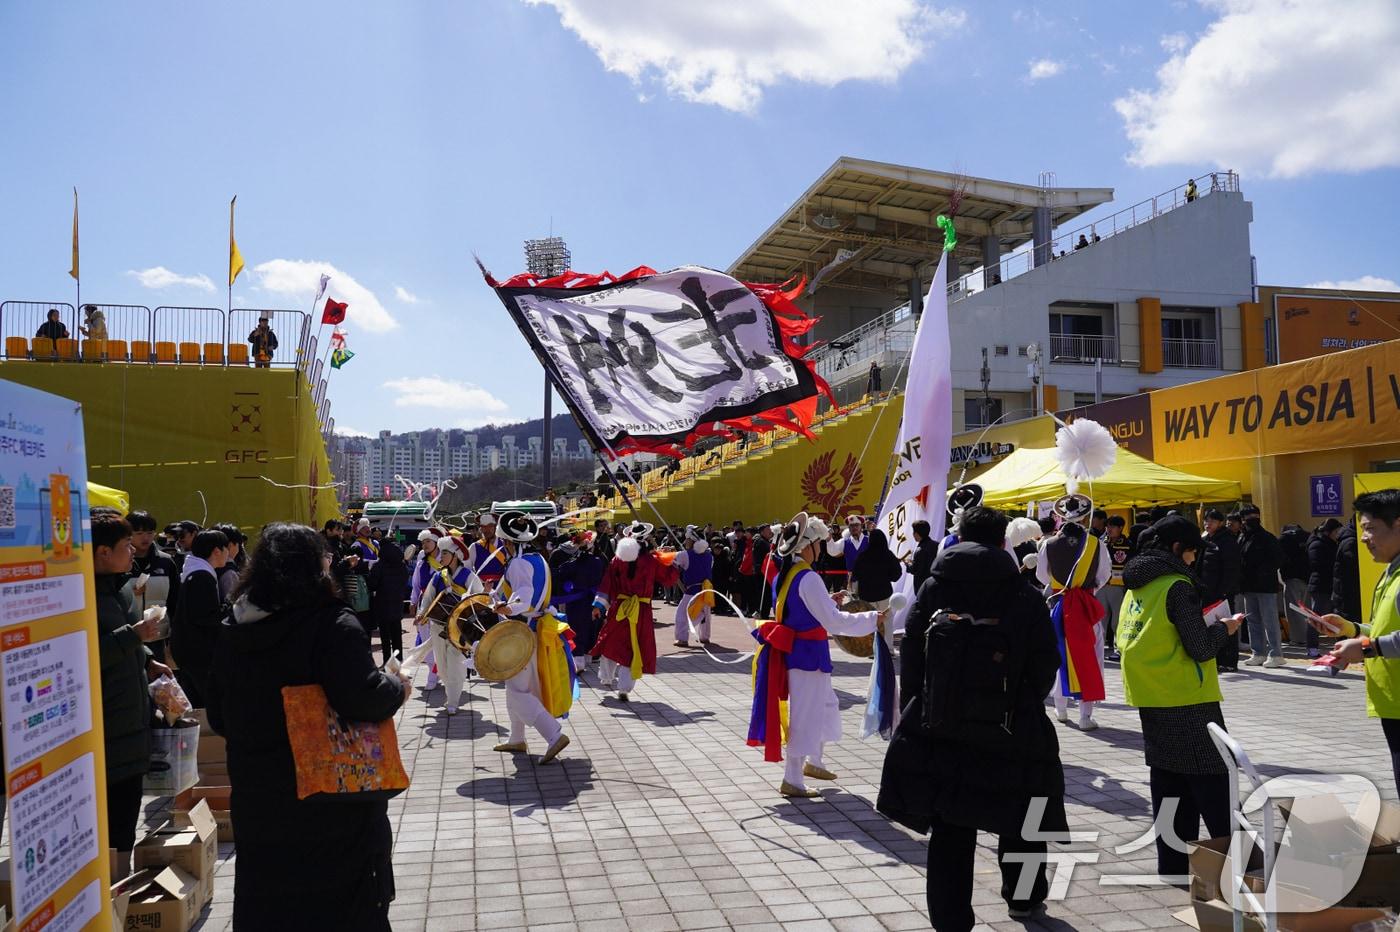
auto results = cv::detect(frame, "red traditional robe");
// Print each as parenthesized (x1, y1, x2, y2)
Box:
(590, 551, 680, 677)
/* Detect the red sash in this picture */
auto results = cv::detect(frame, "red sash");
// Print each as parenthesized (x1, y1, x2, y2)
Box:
(752, 621, 828, 762)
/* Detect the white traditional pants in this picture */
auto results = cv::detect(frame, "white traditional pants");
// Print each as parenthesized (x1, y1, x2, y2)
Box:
(1051, 619, 1104, 720)
(430, 623, 468, 711)
(415, 622, 439, 689)
(674, 589, 711, 643)
(782, 669, 841, 788)
(506, 656, 562, 744)
(597, 657, 636, 694)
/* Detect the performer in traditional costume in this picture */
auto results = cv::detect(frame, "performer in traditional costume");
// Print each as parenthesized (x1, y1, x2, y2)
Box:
(550, 533, 606, 671)
(489, 511, 572, 762)
(415, 534, 474, 715)
(351, 517, 380, 568)
(466, 513, 505, 594)
(749, 512, 884, 798)
(835, 515, 869, 588)
(410, 527, 446, 689)
(1037, 494, 1111, 731)
(938, 484, 984, 553)
(673, 526, 715, 647)
(591, 521, 680, 701)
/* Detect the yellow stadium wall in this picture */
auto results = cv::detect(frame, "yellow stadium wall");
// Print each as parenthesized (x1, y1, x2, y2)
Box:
(0, 362, 339, 533)
(613, 397, 905, 527)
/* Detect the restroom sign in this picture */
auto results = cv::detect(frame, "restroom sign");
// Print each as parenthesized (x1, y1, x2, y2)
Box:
(1310, 474, 1343, 517)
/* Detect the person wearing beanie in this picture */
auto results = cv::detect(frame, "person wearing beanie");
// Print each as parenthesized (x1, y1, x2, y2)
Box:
(673, 527, 716, 647)
(1118, 515, 1244, 884)
(590, 522, 680, 702)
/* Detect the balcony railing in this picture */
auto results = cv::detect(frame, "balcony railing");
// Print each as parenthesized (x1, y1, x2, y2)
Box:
(948, 170, 1242, 300)
(1050, 333, 1118, 363)
(1162, 337, 1220, 369)
(807, 303, 915, 383)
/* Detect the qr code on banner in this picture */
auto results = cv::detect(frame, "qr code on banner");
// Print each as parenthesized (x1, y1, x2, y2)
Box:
(0, 487, 13, 528)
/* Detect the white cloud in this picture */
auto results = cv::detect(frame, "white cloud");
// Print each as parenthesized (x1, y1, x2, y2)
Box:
(393, 285, 419, 304)
(382, 376, 511, 426)
(252, 259, 398, 332)
(1116, 0, 1400, 178)
(1305, 276, 1400, 292)
(335, 426, 375, 438)
(126, 266, 216, 292)
(1026, 58, 1064, 81)
(523, 0, 965, 112)
(1159, 32, 1188, 54)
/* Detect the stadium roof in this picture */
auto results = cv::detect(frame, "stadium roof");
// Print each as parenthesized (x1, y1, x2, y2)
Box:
(730, 157, 1114, 295)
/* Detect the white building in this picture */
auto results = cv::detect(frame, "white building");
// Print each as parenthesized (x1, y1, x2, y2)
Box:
(731, 157, 1253, 432)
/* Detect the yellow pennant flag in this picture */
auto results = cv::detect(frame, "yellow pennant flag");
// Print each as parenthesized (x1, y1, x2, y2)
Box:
(229, 195, 245, 286)
(69, 187, 79, 281)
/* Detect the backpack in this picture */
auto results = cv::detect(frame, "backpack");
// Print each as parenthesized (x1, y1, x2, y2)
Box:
(920, 606, 1028, 754)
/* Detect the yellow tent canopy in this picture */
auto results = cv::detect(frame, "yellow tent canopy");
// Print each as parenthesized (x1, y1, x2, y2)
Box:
(88, 481, 130, 513)
(972, 445, 1242, 509)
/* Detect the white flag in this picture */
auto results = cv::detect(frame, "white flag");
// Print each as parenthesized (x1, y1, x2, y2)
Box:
(877, 250, 953, 560)
(314, 273, 331, 305)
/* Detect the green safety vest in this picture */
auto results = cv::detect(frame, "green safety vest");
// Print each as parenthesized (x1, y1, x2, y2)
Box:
(1117, 573, 1222, 708)
(1365, 561, 1400, 718)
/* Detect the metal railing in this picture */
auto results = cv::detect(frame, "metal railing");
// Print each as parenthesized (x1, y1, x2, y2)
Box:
(1162, 337, 1220, 369)
(1050, 333, 1118, 363)
(949, 170, 1242, 299)
(807, 303, 915, 383)
(1, 299, 314, 375)
(153, 306, 227, 361)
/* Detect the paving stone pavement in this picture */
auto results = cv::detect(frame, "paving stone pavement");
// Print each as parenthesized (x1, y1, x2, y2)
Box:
(188, 608, 1395, 931)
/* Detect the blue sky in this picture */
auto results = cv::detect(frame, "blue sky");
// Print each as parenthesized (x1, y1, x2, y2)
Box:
(2, 0, 1396, 435)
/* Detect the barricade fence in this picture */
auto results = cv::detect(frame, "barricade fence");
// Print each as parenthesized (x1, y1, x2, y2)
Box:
(229, 308, 310, 369)
(1, 301, 77, 358)
(153, 306, 226, 364)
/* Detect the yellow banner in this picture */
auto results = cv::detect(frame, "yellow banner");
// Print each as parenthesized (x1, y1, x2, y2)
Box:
(1150, 341, 1400, 466)
(0, 381, 112, 929)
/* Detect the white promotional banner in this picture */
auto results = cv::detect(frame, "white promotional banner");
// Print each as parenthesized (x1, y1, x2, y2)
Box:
(498, 266, 817, 445)
(877, 251, 953, 561)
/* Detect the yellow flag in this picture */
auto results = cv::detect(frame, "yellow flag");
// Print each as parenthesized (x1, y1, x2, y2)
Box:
(69, 187, 79, 281)
(229, 195, 245, 286)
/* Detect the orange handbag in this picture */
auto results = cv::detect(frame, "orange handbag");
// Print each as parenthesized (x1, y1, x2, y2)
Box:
(280, 684, 409, 801)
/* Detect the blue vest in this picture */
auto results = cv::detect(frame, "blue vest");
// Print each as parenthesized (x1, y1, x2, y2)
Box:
(682, 551, 713, 591)
(471, 540, 504, 578)
(843, 534, 868, 572)
(772, 568, 832, 673)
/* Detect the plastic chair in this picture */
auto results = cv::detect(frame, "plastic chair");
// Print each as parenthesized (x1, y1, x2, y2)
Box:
(131, 340, 152, 363)
(178, 342, 201, 365)
(227, 343, 249, 366)
(3, 336, 27, 359)
(81, 339, 105, 362)
(55, 338, 79, 360)
(105, 340, 128, 362)
(154, 342, 177, 364)
(202, 342, 225, 366)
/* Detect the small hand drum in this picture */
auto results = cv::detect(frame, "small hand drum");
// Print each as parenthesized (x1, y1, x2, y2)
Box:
(832, 597, 877, 658)
(444, 595, 497, 657)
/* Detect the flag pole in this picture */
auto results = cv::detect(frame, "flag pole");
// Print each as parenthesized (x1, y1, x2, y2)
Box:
(71, 187, 80, 328)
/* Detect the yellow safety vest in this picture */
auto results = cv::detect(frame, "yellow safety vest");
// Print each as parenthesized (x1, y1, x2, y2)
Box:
(1366, 560, 1400, 718)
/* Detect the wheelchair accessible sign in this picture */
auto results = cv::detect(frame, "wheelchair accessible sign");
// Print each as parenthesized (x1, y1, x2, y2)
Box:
(1311, 473, 1343, 517)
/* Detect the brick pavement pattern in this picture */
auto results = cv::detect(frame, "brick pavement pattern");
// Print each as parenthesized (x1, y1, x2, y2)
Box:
(192, 608, 1396, 931)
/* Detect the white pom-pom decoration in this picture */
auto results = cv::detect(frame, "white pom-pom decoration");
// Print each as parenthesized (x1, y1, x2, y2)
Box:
(1021, 552, 1039, 571)
(1055, 418, 1118, 483)
(826, 538, 845, 558)
(1006, 517, 1044, 548)
(888, 591, 909, 614)
(617, 537, 640, 563)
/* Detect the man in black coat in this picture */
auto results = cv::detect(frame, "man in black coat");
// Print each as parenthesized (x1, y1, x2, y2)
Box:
(877, 507, 1066, 931)
(93, 513, 171, 877)
(1238, 508, 1285, 666)
(910, 519, 936, 593)
(1333, 524, 1362, 622)
(171, 528, 230, 706)
(1199, 508, 1243, 670)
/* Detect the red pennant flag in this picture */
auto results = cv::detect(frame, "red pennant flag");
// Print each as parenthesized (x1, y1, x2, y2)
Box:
(322, 298, 348, 325)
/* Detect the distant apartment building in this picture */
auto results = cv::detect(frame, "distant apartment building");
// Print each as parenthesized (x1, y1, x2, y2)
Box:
(329, 428, 593, 500)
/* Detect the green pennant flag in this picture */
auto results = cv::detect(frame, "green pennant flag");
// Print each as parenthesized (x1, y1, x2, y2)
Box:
(330, 348, 355, 369)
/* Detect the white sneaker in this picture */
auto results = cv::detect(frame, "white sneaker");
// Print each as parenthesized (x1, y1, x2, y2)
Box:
(1055, 709, 1069, 723)
(1078, 715, 1099, 732)
(1263, 656, 1287, 668)
(1243, 654, 1267, 667)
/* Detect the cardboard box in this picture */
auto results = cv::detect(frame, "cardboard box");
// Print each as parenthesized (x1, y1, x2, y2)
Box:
(175, 792, 234, 844)
(135, 800, 218, 909)
(1184, 895, 1391, 932)
(122, 866, 199, 932)
(195, 733, 226, 766)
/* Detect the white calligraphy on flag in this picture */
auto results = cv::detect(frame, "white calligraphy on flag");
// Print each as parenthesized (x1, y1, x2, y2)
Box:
(509, 267, 801, 442)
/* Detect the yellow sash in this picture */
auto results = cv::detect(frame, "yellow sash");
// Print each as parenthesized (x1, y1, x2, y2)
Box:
(535, 611, 575, 718)
(1051, 533, 1099, 592)
(616, 594, 652, 680)
(688, 580, 715, 622)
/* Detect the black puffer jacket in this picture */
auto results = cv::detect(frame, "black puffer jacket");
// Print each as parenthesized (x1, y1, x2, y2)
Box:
(207, 596, 405, 931)
(95, 574, 153, 782)
(1307, 532, 1338, 597)
(1333, 527, 1362, 621)
(877, 541, 1066, 836)
(1239, 523, 1282, 593)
